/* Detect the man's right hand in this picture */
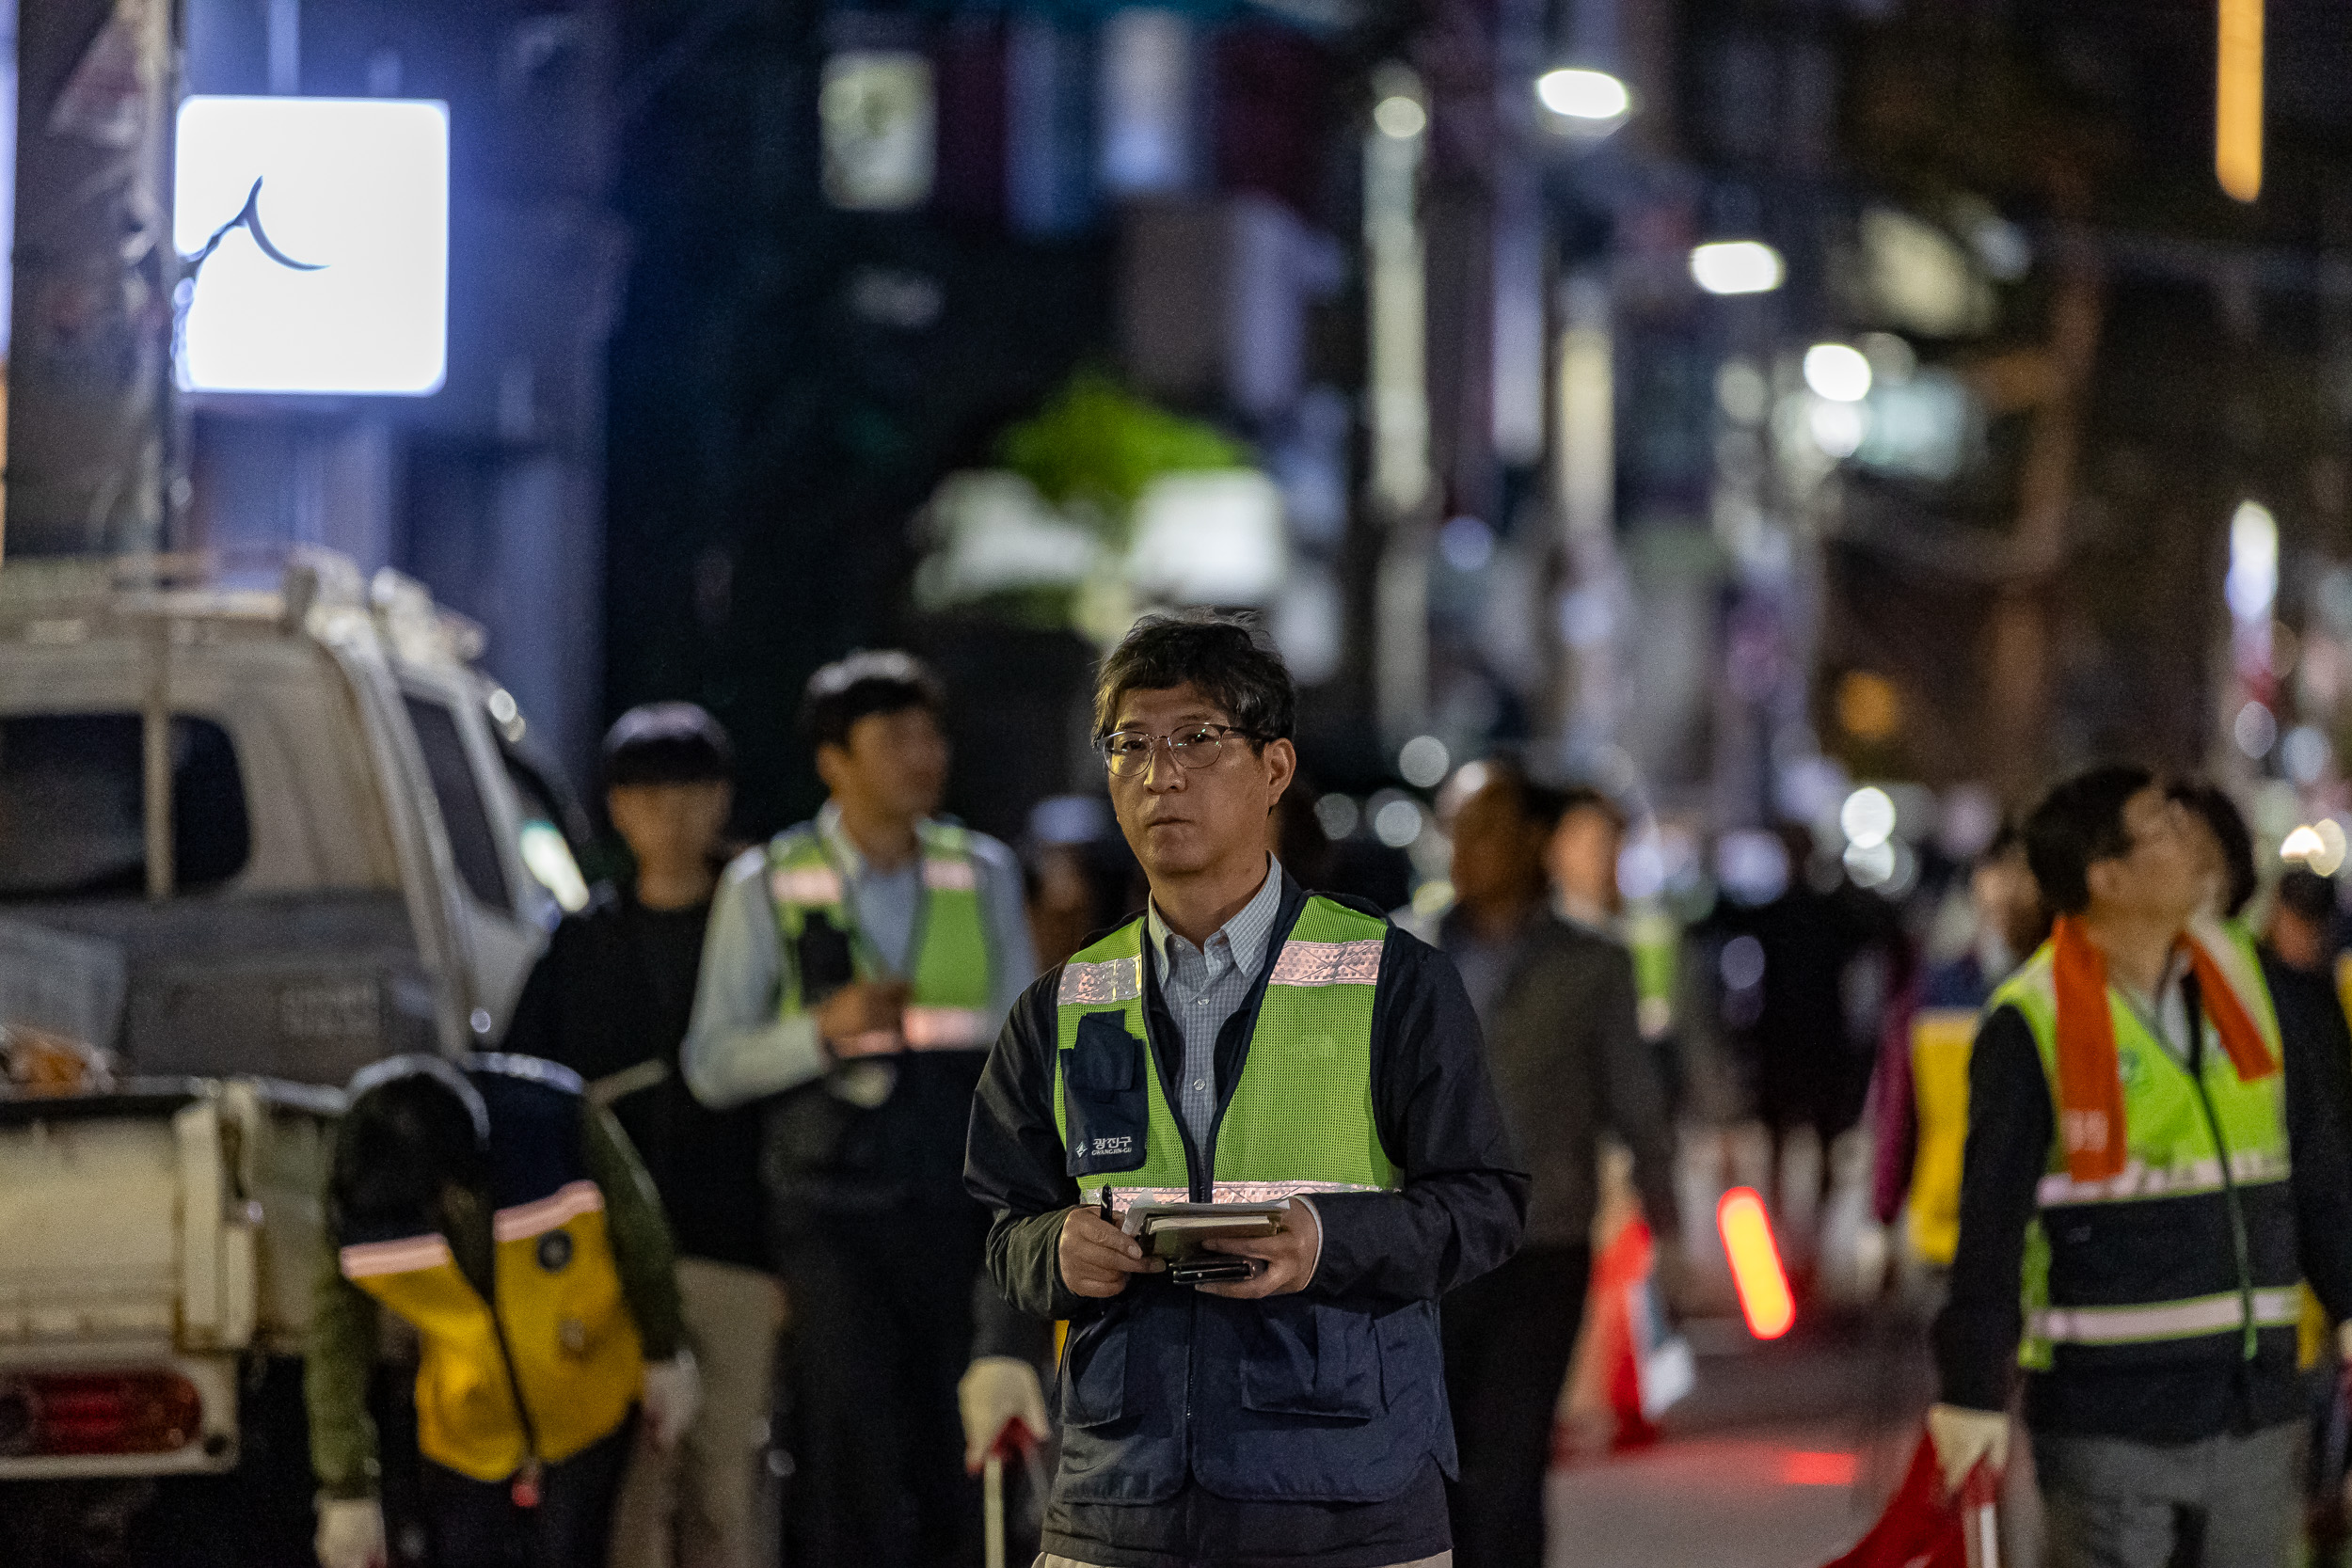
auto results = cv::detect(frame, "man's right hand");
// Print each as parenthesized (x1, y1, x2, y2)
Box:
(1058, 1206, 1166, 1298)
(314, 1497, 386, 1568)
(1925, 1402, 2009, 1495)
(816, 981, 911, 1057)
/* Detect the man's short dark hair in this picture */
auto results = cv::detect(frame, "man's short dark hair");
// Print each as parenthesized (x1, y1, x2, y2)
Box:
(1556, 784, 1629, 837)
(332, 1073, 488, 1239)
(1092, 610, 1295, 745)
(603, 702, 734, 788)
(801, 651, 946, 749)
(1459, 755, 1565, 831)
(2279, 867, 2337, 926)
(2025, 764, 2155, 916)
(2168, 779, 2257, 918)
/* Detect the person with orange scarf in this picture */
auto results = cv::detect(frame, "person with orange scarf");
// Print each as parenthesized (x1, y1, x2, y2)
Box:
(1930, 766, 2352, 1568)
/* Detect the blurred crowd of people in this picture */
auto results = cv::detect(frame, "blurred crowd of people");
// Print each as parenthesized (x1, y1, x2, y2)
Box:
(308, 610, 2352, 1568)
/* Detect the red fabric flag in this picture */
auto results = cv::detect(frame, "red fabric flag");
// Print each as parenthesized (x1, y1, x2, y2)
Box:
(1820, 1436, 1974, 1568)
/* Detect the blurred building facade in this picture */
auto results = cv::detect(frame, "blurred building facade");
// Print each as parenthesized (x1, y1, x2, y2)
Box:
(10, 0, 2352, 849)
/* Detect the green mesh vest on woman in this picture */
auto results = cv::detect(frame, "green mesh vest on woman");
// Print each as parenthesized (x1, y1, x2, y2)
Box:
(765, 818, 993, 1049)
(1051, 894, 1396, 1205)
(1993, 917, 2300, 1374)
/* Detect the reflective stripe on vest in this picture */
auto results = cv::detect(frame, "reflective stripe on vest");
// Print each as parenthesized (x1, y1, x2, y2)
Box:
(766, 818, 994, 1043)
(338, 1061, 644, 1481)
(1052, 894, 1397, 1203)
(2033, 1288, 2305, 1346)
(1094, 1180, 1386, 1219)
(2035, 1149, 2289, 1207)
(1993, 918, 2295, 1368)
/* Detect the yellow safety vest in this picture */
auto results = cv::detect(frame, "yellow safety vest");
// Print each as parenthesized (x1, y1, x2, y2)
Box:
(338, 1056, 643, 1481)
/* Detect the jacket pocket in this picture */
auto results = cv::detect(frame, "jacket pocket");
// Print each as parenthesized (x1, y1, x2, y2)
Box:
(1060, 1311, 1130, 1429)
(1062, 1013, 1149, 1178)
(1238, 1299, 1382, 1421)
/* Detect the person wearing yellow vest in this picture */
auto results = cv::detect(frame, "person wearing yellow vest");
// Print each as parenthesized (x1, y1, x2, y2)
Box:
(965, 610, 1527, 1568)
(681, 650, 1044, 1568)
(1931, 766, 2352, 1568)
(307, 1054, 697, 1568)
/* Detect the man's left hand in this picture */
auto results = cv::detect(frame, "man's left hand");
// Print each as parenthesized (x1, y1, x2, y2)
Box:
(1198, 1200, 1321, 1299)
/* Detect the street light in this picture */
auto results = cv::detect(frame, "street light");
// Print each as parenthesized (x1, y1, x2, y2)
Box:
(1689, 240, 1784, 296)
(1535, 68, 1629, 123)
(1373, 94, 1425, 140)
(1802, 343, 1872, 403)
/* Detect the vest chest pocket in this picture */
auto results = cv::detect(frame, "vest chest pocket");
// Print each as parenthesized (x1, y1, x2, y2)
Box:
(1063, 1013, 1149, 1178)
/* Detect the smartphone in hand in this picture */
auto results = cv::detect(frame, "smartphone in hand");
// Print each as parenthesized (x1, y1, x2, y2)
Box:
(1168, 1256, 1265, 1287)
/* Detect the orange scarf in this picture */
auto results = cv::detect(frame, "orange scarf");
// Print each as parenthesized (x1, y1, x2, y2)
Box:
(2049, 914, 2278, 1181)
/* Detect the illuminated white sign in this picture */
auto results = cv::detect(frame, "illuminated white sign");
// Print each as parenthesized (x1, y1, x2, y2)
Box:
(174, 96, 449, 396)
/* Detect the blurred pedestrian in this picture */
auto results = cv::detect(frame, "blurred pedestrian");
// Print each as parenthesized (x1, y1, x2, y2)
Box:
(1930, 766, 2352, 1568)
(1713, 824, 1902, 1225)
(965, 610, 1527, 1568)
(309, 1055, 697, 1568)
(500, 705, 781, 1568)
(1871, 822, 2048, 1266)
(1025, 798, 1145, 973)
(1438, 766, 1678, 1568)
(1546, 784, 1627, 936)
(680, 651, 1045, 1568)
(2269, 868, 2337, 976)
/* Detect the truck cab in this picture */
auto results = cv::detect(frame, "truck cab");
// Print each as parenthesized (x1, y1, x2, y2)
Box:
(0, 550, 592, 1558)
(0, 549, 587, 1076)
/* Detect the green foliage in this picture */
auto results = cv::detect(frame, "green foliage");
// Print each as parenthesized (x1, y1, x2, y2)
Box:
(995, 372, 1246, 538)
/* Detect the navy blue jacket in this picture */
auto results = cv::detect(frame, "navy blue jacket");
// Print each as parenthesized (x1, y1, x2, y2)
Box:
(965, 874, 1528, 1568)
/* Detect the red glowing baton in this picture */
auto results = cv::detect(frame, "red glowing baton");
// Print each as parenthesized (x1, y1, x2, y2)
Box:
(1717, 1186, 1794, 1339)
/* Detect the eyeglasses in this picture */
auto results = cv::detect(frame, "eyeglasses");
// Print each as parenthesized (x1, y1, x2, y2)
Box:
(1097, 723, 1261, 778)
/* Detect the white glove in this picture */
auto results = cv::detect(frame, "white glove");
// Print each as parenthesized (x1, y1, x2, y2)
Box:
(959, 1355, 1050, 1474)
(314, 1496, 386, 1568)
(642, 1350, 702, 1451)
(2336, 1319, 2352, 1364)
(1926, 1402, 2010, 1495)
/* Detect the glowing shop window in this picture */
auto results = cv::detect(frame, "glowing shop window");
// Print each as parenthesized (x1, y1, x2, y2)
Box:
(174, 96, 449, 396)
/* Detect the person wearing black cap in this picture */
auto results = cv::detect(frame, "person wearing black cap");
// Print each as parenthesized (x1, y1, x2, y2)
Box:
(501, 704, 781, 1568)
(308, 1053, 694, 1568)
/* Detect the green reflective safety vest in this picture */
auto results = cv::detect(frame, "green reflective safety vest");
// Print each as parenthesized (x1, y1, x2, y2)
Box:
(1995, 919, 2300, 1371)
(1052, 895, 1397, 1205)
(766, 818, 994, 1049)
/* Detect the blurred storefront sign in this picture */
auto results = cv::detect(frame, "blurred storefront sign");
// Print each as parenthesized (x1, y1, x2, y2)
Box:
(1127, 469, 1286, 603)
(1098, 9, 1194, 196)
(821, 50, 935, 211)
(1852, 208, 1993, 339)
(914, 464, 1286, 641)
(174, 96, 450, 396)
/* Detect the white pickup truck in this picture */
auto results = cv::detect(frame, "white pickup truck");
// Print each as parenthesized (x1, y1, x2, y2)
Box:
(0, 551, 592, 1566)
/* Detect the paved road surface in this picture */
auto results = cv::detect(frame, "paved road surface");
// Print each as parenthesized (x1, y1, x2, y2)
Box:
(1546, 1313, 1935, 1568)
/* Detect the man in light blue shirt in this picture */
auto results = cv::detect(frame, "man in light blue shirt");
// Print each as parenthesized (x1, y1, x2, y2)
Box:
(1147, 857, 1284, 1150)
(681, 651, 1041, 1568)
(684, 796, 1033, 1109)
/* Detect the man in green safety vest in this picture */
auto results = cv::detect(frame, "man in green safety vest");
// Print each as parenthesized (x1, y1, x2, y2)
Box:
(1931, 765, 2352, 1567)
(682, 651, 1044, 1568)
(966, 610, 1527, 1568)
